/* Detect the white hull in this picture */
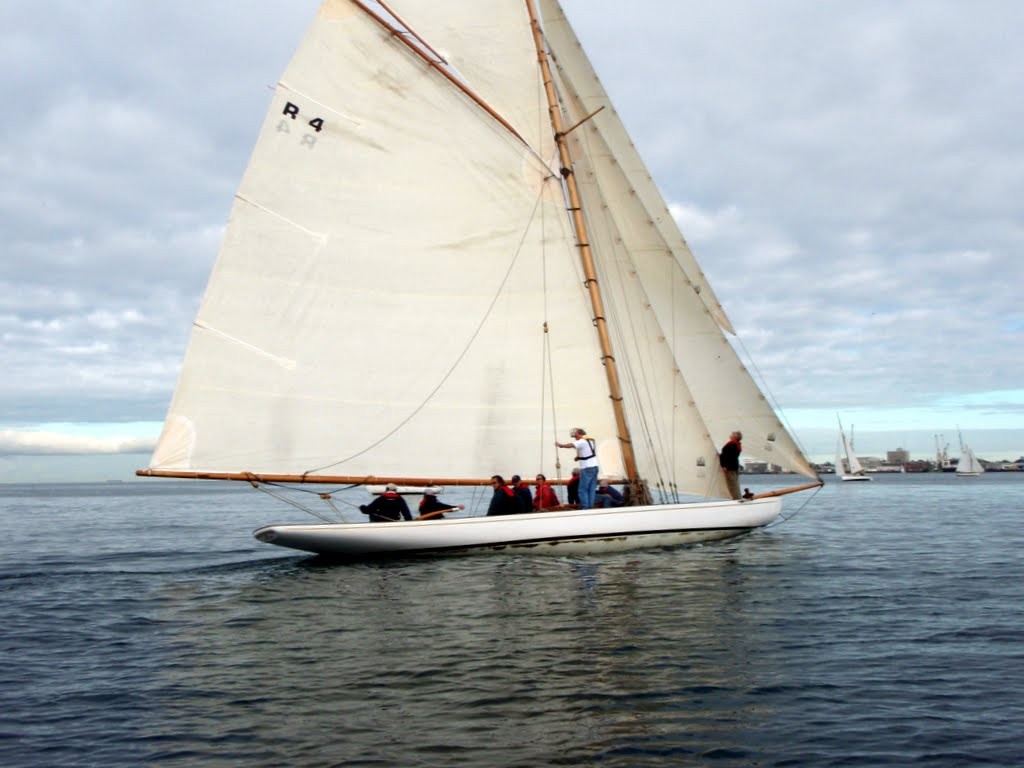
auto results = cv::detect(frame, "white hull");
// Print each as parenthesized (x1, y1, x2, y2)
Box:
(839, 474, 872, 482)
(254, 497, 782, 559)
(955, 471, 983, 477)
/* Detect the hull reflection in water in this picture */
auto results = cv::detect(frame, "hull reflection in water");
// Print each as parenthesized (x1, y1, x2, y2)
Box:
(254, 498, 781, 558)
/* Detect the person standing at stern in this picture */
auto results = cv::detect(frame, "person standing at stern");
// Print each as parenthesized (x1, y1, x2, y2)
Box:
(719, 431, 743, 501)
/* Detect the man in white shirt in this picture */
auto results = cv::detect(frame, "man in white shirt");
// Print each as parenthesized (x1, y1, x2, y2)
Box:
(556, 427, 599, 508)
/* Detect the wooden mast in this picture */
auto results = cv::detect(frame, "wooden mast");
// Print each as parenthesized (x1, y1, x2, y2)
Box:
(524, 0, 646, 502)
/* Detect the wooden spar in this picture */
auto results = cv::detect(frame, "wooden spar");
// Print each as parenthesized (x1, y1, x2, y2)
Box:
(137, 468, 820, 502)
(349, 0, 525, 144)
(374, 0, 448, 64)
(524, 0, 644, 500)
(138, 469, 516, 486)
(417, 507, 460, 521)
(751, 481, 824, 500)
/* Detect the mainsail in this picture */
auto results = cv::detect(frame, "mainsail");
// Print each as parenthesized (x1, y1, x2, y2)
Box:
(144, 0, 818, 501)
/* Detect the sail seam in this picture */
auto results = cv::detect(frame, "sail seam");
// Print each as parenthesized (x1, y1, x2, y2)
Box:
(193, 321, 298, 370)
(235, 194, 324, 240)
(277, 81, 362, 124)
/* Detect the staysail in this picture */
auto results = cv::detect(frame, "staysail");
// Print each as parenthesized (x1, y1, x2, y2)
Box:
(144, 0, 818, 500)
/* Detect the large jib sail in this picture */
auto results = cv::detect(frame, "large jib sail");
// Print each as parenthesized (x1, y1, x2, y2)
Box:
(144, 0, 817, 500)
(536, 0, 817, 497)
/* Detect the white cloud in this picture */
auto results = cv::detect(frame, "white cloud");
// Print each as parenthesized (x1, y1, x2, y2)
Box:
(668, 202, 740, 243)
(0, 429, 155, 456)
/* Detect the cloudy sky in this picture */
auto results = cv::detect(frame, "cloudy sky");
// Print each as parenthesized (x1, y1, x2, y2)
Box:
(2, 0, 1022, 481)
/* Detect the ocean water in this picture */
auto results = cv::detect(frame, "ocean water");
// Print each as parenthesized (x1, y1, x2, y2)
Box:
(1, 473, 1022, 767)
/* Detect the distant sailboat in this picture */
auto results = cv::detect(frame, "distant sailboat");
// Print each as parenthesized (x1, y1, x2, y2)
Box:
(136, 0, 822, 558)
(836, 416, 871, 482)
(955, 429, 985, 477)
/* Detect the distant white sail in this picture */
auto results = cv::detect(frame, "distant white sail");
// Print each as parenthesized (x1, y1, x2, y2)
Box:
(956, 430, 984, 476)
(836, 416, 869, 481)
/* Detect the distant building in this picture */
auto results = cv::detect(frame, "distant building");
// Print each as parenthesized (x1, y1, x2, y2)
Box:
(743, 460, 783, 474)
(887, 448, 910, 464)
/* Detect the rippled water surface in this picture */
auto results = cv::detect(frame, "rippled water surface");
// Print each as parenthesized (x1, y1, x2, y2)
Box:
(2, 474, 1022, 766)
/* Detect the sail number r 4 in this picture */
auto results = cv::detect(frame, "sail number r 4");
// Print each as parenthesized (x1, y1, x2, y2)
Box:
(277, 101, 324, 147)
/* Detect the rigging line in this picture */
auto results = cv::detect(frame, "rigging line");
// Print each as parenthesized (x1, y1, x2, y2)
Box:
(259, 479, 366, 502)
(540, 143, 565, 482)
(538, 144, 551, 473)
(732, 332, 817, 470)
(253, 483, 346, 523)
(305, 175, 557, 476)
(765, 483, 823, 528)
(546, 56, 676, 485)
(563, 116, 671, 490)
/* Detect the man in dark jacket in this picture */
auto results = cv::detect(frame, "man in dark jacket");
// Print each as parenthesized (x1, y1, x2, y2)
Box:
(510, 475, 534, 513)
(594, 480, 624, 508)
(719, 431, 743, 500)
(487, 475, 524, 515)
(359, 483, 413, 522)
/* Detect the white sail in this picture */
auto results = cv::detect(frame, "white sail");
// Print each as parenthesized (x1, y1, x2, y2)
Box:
(150, 0, 621, 479)
(956, 430, 984, 476)
(843, 430, 865, 475)
(145, 0, 819, 507)
(836, 416, 869, 480)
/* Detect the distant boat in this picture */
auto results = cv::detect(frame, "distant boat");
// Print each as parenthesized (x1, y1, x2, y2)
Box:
(935, 434, 955, 472)
(836, 416, 871, 482)
(136, 0, 823, 558)
(956, 429, 985, 477)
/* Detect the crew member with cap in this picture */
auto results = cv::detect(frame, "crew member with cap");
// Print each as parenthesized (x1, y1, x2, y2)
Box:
(359, 483, 413, 522)
(510, 475, 533, 513)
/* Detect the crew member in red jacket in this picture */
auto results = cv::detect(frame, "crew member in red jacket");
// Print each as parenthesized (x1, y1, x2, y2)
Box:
(533, 473, 560, 510)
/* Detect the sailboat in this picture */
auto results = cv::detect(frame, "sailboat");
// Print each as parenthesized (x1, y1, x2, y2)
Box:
(137, 0, 822, 558)
(836, 417, 871, 481)
(955, 429, 985, 477)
